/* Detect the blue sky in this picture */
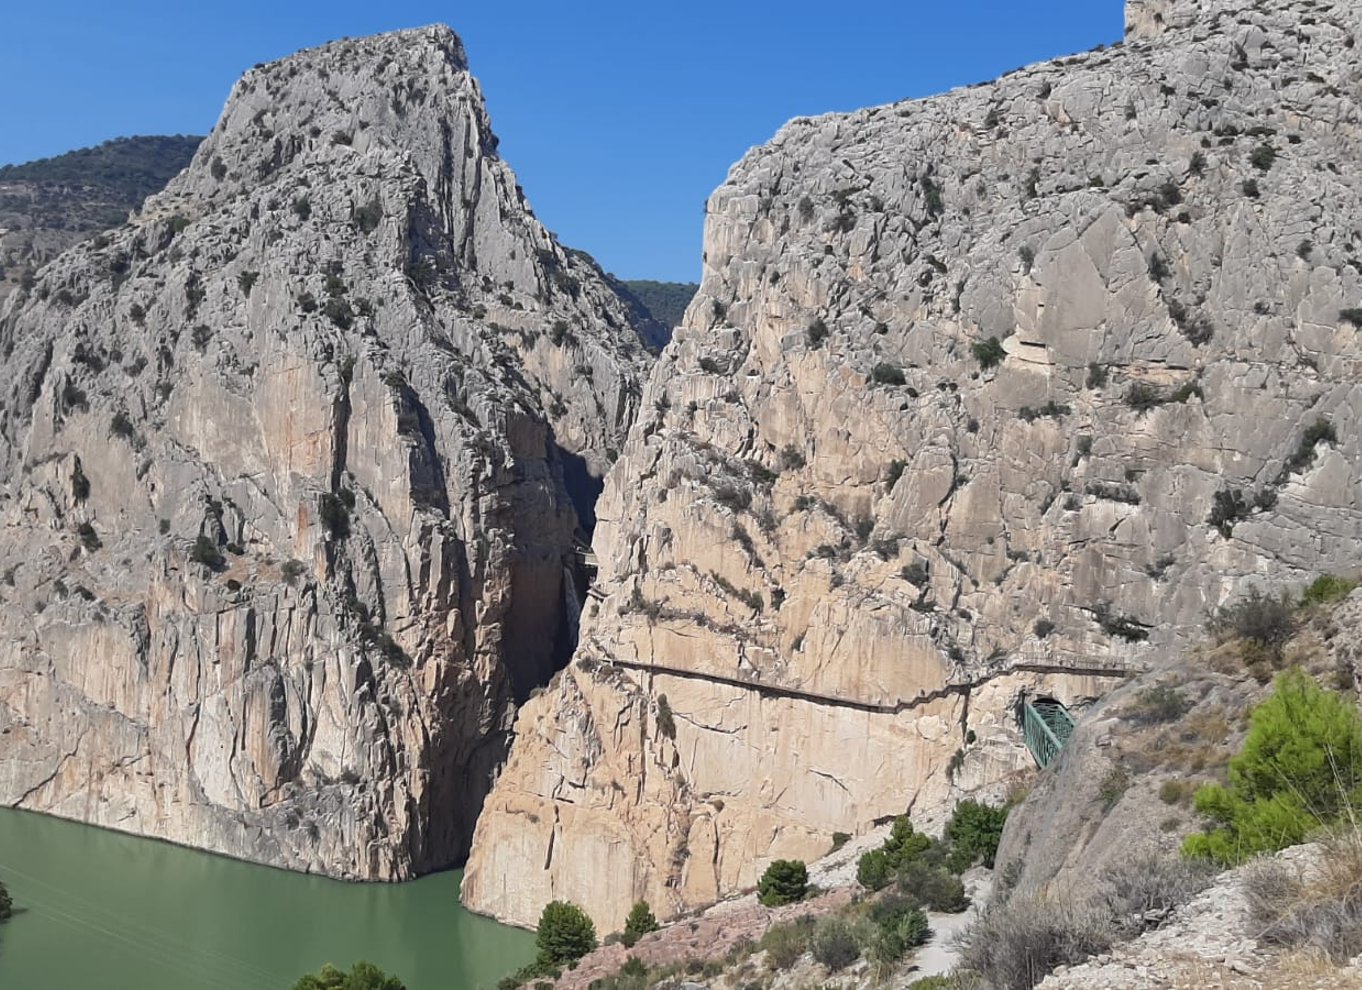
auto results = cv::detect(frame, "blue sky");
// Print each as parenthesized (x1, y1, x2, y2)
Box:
(0, 2, 1122, 281)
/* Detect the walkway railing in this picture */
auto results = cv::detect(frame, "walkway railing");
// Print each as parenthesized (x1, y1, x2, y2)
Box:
(1022, 698, 1076, 768)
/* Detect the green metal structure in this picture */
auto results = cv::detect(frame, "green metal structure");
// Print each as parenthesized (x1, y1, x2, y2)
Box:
(1022, 697, 1076, 768)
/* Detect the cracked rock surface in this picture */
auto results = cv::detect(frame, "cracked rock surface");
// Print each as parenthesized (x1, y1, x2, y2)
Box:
(464, 0, 1362, 929)
(0, 26, 649, 879)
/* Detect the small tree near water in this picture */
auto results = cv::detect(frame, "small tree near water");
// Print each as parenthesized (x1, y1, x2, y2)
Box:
(0, 878, 12, 921)
(292, 961, 405, 990)
(536, 900, 597, 966)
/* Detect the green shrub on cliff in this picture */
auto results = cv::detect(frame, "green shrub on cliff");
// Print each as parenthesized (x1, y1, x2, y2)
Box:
(757, 859, 808, 906)
(621, 900, 659, 947)
(1183, 668, 1362, 866)
(856, 816, 932, 890)
(943, 800, 1009, 872)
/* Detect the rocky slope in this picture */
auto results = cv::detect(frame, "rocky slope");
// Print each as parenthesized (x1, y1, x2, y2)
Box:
(463, 0, 1362, 929)
(998, 587, 1362, 907)
(0, 26, 651, 878)
(0, 136, 202, 304)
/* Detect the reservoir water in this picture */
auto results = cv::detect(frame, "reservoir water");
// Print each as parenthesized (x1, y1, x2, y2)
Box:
(0, 808, 534, 990)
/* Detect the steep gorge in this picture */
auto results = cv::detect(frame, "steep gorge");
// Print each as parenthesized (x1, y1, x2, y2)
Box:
(0, 27, 650, 879)
(463, 0, 1362, 930)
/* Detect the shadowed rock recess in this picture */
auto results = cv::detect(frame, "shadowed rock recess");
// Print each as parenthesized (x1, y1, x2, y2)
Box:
(462, 0, 1362, 929)
(0, 26, 650, 879)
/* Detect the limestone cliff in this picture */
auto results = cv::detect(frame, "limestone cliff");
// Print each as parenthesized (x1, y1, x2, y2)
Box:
(0, 27, 650, 878)
(463, 0, 1362, 929)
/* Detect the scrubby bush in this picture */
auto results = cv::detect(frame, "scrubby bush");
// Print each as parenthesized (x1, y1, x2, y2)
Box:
(957, 896, 1113, 990)
(1099, 768, 1129, 811)
(77, 522, 101, 551)
(759, 915, 814, 969)
(943, 800, 1009, 872)
(1207, 486, 1250, 537)
(858, 817, 932, 890)
(1301, 574, 1359, 606)
(1125, 382, 1163, 413)
(71, 462, 90, 501)
(352, 199, 383, 234)
(1100, 855, 1211, 938)
(1159, 779, 1195, 805)
(1123, 684, 1191, 725)
(1205, 587, 1295, 658)
(871, 363, 907, 386)
(1243, 828, 1362, 963)
(898, 854, 969, 913)
(971, 336, 1005, 369)
(1284, 417, 1337, 474)
(190, 535, 224, 569)
(620, 900, 658, 947)
(0, 878, 11, 921)
(857, 848, 895, 891)
(1249, 143, 1278, 171)
(867, 893, 932, 964)
(1183, 668, 1362, 866)
(107, 411, 136, 441)
(757, 859, 808, 906)
(806, 318, 829, 348)
(535, 900, 597, 966)
(654, 694, 676, 740)
(811, 919, 861, 971)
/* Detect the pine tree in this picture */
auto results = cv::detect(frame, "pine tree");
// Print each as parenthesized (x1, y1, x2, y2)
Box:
(1184, 667, 1362, 865)
(757, 860, 808, 906)
(535, 900, 597, 966)
(621, 900, 659, 947)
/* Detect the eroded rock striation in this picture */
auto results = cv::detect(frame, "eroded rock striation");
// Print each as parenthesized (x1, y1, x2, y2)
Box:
(0, 26, 650, 878)
(464, 0, 1362, 929)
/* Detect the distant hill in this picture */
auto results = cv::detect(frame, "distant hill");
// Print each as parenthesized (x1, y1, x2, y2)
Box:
(0, 135, 202, 302)
(620, 280, 698, 330)
(0, 135, 203, 215)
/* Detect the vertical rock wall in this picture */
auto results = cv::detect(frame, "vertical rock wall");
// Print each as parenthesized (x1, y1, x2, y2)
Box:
(465, 0, 1362, 929)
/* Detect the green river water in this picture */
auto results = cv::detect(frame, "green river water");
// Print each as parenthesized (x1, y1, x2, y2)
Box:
(0, 808, 534, 990)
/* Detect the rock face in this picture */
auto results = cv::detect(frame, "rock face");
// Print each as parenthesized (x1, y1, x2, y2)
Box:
(463, 0, 1362, 929)
(0, 27, 650, 878)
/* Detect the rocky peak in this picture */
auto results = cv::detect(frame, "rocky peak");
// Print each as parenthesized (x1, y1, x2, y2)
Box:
(0, 26, 648, 879)
(165, 26, 478, 221)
